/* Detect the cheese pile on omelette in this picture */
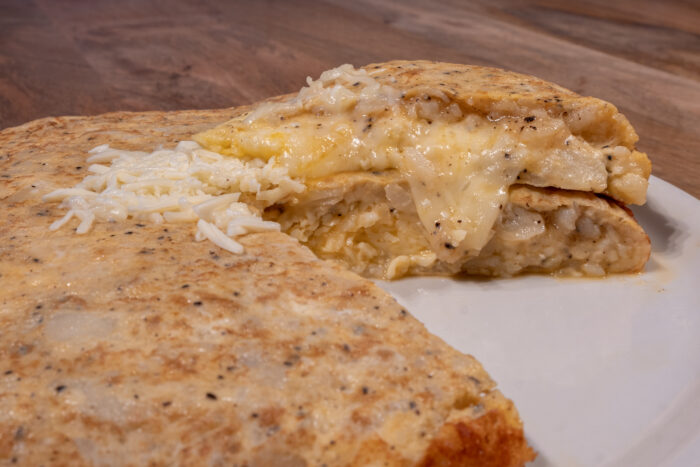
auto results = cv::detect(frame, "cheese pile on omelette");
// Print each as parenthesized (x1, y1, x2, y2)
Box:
(44, 141, 304, 253)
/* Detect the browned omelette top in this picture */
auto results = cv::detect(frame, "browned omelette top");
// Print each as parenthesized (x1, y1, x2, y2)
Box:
(364, 60, 640, 147)
(0, 111, 533, 465)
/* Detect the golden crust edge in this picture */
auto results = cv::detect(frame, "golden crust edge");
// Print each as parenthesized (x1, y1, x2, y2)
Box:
(418, 391, 537, 467)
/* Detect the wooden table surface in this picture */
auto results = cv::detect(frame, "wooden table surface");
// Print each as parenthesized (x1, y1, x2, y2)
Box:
(1, 0, 698, 198)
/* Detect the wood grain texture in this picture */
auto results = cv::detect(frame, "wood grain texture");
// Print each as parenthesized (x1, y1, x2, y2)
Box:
(0, 0, 698, 197)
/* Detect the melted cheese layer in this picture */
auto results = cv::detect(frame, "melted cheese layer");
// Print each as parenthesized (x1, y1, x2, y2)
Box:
(195, 65, 617, 262)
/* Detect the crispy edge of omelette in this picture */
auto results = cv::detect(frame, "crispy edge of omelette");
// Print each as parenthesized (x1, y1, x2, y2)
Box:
(0, 112, 535, 466)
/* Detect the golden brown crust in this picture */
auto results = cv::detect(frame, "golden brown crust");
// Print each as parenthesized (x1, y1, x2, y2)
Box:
(0, 110, 534, 465)
(420, 412, 536, 467)
(420, 391, 536, 467)
(363, 60, 637, 148)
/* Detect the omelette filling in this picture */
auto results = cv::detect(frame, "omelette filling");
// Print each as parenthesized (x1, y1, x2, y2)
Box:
(194, 64, 640, 269)
(264, 174, 650, 278)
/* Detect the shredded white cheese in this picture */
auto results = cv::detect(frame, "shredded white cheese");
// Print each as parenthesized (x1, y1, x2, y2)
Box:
(242, 64, 402, 125)
(43, 141, 305, 254)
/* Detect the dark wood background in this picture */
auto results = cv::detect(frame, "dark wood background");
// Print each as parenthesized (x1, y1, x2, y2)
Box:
(1, 0, 698, 197)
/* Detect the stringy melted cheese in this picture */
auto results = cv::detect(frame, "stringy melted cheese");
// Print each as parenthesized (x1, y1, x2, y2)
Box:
(195, 64, 613, 262)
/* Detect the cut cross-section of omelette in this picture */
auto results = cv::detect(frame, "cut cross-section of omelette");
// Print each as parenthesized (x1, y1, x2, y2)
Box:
(195, 61, 651, 279)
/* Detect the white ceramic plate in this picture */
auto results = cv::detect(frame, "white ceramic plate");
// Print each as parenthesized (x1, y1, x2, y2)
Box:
(377, 176, 700, 467)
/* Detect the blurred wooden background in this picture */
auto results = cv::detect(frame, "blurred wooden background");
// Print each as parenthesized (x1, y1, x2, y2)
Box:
(1, 0, 698, 197)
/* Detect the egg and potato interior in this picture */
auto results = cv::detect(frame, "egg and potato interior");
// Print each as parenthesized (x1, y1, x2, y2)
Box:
(194, 63, 650, 279)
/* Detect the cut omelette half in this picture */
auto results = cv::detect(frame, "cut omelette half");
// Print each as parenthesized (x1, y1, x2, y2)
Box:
(1, 111, 535, 465)
(195, 61, 652, 279)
